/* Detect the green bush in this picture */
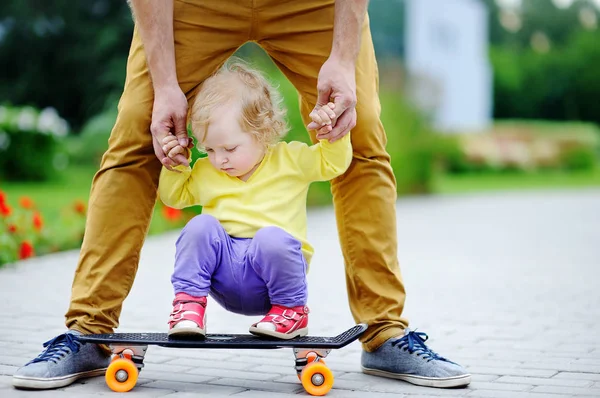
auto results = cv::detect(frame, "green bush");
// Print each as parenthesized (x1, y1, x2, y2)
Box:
(490, 30, 600, 125)
(432, 134, 470, 174)
(0, 105, 70, 182)
(380, 92, 435, 195)
(65, 107, 116, 167)
(562, 145, 598, 171)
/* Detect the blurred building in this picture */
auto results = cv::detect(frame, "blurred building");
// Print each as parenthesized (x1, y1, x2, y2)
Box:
(370, 0, 493, 133)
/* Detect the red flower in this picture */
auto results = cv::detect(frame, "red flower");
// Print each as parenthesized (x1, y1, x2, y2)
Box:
(19, 196, 35, 209)
(73, 200, 86, 215)
(0, 202, 12, 217)
(7, 224, 17, 234)
(33, 212, 44, 231)
(19, 241, 35, 260)
(0, 190, 5, 204)
(162, 206, 182, 221)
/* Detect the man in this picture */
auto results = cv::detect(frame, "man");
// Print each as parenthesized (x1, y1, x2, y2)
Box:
(13, 0, 470, 390)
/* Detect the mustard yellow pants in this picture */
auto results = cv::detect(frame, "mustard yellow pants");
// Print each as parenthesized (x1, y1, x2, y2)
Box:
(65, 0, 408, 352)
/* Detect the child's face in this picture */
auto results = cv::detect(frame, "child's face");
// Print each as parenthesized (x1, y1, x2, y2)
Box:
(200, 104, 266, 181)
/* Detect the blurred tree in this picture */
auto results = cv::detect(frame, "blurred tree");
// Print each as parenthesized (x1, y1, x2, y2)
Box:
(483, 0, 600, 124)
(1, 0, 599, 129)
(368, 0, 405, 58)
(0, 0, 133, 132)
(0, 0, 401, 132)
(479, 0, 507, 45)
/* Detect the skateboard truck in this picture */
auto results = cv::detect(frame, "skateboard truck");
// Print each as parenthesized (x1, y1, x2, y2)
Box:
(294, 348, 330, 376)
(108, 344, 147, 371)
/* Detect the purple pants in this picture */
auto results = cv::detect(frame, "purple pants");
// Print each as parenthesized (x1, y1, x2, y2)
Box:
(171, 214, 308, 316)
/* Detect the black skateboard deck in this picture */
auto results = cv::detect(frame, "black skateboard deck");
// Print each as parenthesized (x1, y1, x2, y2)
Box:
(78, 323, 367, 350)
(80, 324, 367, 394)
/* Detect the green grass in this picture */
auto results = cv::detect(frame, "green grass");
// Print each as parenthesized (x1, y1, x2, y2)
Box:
(2, 165, 96, 221)
(1, 164, 188, 252)
(432, 168, 600, 194)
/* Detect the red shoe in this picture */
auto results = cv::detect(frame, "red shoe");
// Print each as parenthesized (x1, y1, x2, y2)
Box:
(249, 304, 309, 339)
(168, 293, 207, 337)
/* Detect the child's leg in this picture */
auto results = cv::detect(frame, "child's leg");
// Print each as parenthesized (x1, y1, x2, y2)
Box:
(172, 214, 232, 296)
(245, 226, 309, 339)
(246, 226, 308, 306)
(169, 214, 233, 336)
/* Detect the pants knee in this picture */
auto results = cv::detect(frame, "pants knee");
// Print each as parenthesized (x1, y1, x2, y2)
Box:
(352, 104, 390, 160)
(253, 227, 299, 259)
(108, 101, 153, 149)
(180, 214, 221, 242)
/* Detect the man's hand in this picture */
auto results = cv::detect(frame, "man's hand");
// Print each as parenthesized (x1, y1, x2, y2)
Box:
(307, 57, 357, 142)
(151, 85, 191, 170)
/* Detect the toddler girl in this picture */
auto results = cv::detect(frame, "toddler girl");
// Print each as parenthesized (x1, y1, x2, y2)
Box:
(158, 59, 352, 339)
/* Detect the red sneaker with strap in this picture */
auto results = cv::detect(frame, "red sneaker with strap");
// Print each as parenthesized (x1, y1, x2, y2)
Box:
(168, 293, 207, 337)
(249, 304, 309, 339)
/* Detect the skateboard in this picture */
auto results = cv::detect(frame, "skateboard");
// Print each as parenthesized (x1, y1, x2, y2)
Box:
(79, 323, 367, 396)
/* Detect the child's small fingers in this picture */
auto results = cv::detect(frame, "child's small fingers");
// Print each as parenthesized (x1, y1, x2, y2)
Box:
(162, 140, 179, 155)
(167, 145, 185, 159)
(162, 135, 175, 145)
(318, 109, 332, 125)
(162, 142, 173, 154)
(327, 109, 336, 119)
(323, 103, 336, 119)
(310, 109, 323, 125)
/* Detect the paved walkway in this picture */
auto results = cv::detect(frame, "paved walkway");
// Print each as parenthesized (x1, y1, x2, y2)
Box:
(1, 189, 599, 397)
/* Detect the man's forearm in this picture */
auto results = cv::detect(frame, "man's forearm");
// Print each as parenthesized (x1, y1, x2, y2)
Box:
(331, 0, 369, 65)
(129, 0, 178, 90)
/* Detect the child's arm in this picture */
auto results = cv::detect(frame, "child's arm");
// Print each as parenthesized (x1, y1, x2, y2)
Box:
(158, 136, 202, 208)
(293, 134, 353, 182)
(294, 103, 353, 182)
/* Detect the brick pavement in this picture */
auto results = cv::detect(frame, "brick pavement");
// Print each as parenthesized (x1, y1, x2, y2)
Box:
(1, 189, 599, 397)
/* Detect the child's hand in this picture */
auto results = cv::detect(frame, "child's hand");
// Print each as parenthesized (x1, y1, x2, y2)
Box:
(309, 102, 336, 136)
(162, 135, 192, 170)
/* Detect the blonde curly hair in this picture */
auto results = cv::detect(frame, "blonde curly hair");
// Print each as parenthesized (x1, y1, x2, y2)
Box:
(190, 58, 289, 149)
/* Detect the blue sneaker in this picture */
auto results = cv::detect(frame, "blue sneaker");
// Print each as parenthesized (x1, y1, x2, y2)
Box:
(12, 330, 109, 389)
(361, 329, 471, 388)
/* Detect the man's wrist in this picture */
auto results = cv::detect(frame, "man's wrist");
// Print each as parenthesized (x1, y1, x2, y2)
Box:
(328, 52, 358, 69)
(148, 60, 179, 92)
(153, 79, 180, 93)
(129, 0, 178, 94)
(330, 0, 368, 68)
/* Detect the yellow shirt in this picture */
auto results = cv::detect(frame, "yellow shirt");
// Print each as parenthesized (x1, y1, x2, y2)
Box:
(158, 133, 352, 264)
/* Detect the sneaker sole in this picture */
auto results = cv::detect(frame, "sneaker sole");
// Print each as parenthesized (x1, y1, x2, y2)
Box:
(248, 326, 308, 340)
(361, 366, 471, 388)
(12, 368, 107, 390)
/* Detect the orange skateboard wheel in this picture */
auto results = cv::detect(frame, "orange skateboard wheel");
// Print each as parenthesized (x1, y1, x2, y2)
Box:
(300, 361, 334, 396)
(105, 358, 138, 392)
(298, 353, 326, 381)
